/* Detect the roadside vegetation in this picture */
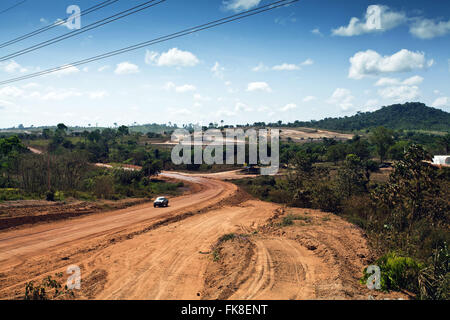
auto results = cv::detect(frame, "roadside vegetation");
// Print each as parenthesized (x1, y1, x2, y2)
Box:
(234, 129, 449, 300)
(0, 125, 183, 202)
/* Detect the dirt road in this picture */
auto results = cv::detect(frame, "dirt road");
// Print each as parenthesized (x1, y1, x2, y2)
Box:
(0, 171, 404, 300)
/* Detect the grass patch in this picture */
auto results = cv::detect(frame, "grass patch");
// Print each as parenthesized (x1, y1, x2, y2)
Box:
(280, 214, 311, 227)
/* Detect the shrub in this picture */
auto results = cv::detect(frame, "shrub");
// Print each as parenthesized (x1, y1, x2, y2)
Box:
(362, 252, 423, 293)
(0, 188, 23, 201)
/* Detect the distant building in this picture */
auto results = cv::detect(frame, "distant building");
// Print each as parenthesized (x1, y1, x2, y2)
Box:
(433, 156, 450, 166)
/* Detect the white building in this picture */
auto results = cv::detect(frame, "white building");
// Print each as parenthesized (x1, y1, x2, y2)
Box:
(433, 155, 450, 166)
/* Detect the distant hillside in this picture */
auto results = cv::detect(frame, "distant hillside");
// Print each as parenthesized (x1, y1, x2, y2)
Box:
(295, 102, 450, 132)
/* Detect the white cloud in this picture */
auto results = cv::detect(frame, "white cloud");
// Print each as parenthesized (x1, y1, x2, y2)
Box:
(252, 62, 268, 72)
(114, 62, 139, 75)
(145, 50, 159, 64)
(332, 5, 406, 36)
(146, 48, 199, 67)
(247, 82, 272, 92)
(410, 19, 450, 39)
(211, 62, 225, 78)
(280, 103, 297, 112)
(301, 58, 314, 66)
(223, 0, 262, 12)
(175, 84, 196, 93)
(97, 65, 110, 72)
(1, 60, 27, 73)
(327, 88, 354, 111)
(21, 83, 39, 89)
(0, 86, 24, 98)
(364, 99, 379, 109)
(375, 75, 424, 87)
(302, 96, 316, 102)
(378, 85, 420, 102)
(349, 49, 430, 79)
(431, 96, 449, 108)
(53, 64, 80, 77)
(41, 89, 82, 101)
(272, 63, 300, 71)
(311, 28, 323, 36)
(274, 13, 296, 25)
(164, 82, 196, 93)
(194, 93, 211, 101)
(40, 18, 48, 24)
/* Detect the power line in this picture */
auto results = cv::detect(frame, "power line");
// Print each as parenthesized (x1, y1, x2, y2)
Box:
(0, 0, 299, 86)
(0, 0, 120, 50)
(0, 0, 27, 16)
(0, 0, 165, 62)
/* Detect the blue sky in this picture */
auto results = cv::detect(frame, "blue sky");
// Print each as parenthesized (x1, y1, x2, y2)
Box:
(0, 0, 449, 128)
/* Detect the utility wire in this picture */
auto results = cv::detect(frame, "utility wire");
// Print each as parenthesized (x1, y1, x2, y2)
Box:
(0, 0, 299, 86)
(0, 0, 165, 62)
(0, 0, 120, 50)
(0, 0, 27, 16)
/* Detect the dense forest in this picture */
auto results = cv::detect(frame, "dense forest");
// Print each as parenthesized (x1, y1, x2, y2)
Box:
(289, 103, 450, 132)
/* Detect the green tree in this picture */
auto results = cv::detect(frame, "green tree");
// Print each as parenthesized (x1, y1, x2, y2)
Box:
(370, 126, 394, 163)
(117, 125, 129, 136)
(142, 159, 162, 176)
(372, 145, 447, 230)
(336, 154, 368, 198)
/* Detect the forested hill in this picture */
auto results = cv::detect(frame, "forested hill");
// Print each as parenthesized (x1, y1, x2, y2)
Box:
(295, 102, 450, 132)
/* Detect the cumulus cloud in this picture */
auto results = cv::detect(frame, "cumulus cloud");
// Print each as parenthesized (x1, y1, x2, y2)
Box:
(410, 19, 450, 39)
(114, 62, 139, 75)
(349, 49, 430, 79)
(0, 60, 27, 73)
(145, 48, 199, 67)
(378, 85, 420, 102)
(375, 75, 424, 87)
(223, 0, 262, 12)
(332, 5, 406, 36)
(431, 96, 449, 108)
(327, 88, 354, 111)
(247, 82, 272, 92)
(0, 86, 24, 98)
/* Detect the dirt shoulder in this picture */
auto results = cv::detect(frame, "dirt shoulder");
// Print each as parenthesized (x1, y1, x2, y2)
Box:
(201, 207, 411, 300)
